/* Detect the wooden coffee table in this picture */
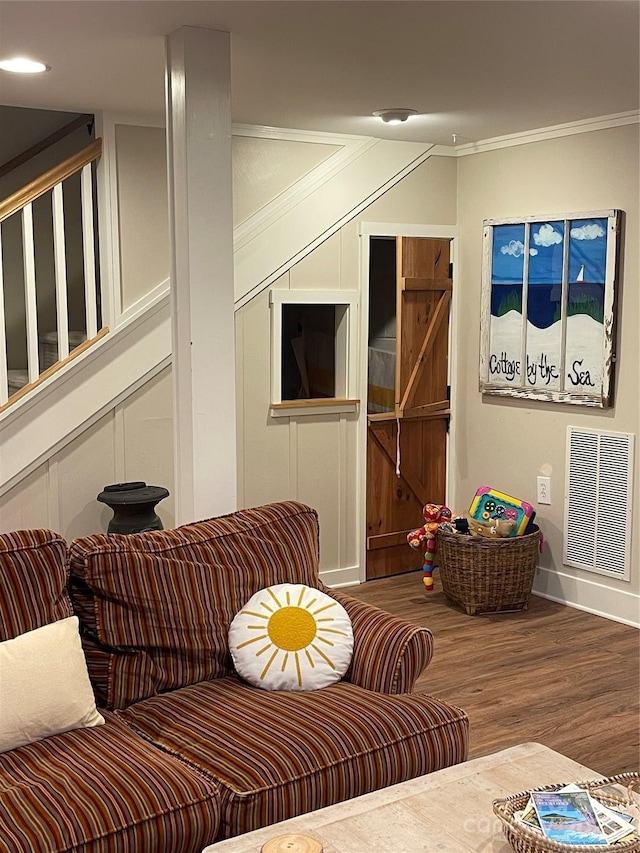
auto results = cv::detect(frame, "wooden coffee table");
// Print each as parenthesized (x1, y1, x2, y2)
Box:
(203, 742, 601, 852)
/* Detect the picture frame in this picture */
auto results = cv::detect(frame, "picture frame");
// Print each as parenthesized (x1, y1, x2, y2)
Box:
(479, 209, 621, 407)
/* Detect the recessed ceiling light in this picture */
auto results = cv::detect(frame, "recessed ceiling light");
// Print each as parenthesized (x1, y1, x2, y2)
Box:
(373, 109, 418, 125)
(0, 57, 49, 74)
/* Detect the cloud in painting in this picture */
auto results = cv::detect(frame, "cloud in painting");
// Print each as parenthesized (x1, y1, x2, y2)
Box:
(529, 248, 538, 256)
(533, 223, 563, 247)
(570, 222, 605, 240)
(501, 240, 525, 257)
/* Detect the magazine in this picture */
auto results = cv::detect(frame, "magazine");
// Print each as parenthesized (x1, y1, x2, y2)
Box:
(517, 786, 638, 845)
(514, 800, 543, 834)
(531, 790, 608, 845)
(559, 784, 637, 844)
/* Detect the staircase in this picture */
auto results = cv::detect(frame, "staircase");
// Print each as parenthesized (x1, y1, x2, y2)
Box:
(0, 118, 438, 503)
(0, 138, 105, 409)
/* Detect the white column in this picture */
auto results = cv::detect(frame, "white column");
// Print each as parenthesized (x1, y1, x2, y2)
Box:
(165, 27, 237, 524)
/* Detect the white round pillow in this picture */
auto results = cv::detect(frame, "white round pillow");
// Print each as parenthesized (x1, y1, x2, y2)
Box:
(229, 583, 353, 691)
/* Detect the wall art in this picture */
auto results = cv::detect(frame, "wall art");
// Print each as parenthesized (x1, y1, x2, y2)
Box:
(479, 210, 620, 407)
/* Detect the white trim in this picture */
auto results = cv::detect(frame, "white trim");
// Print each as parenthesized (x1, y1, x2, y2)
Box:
(319, 564, 362, 588)
(234, 140, 437, 310)
(81, 162, 98, 339)
(357, 232, 371, 585)
(96, 112, 122, 326)
(269, 289, 359, 406)
(100, 111, 166, 129)
(270, 401, 359, 418)
(22, 203, 40, 382)
(116, 277, 170, 328)
(234, 137, 376, 250)
(455, 110, 639, 156)
(113, 404, 126, 482)
(232, 124, 367, 145)
(0, 293, 171, 495)
(46, 457, 61, 533)
(52, 183, 70, 361)
(0, 289, 170, 426)
(1, 358, 171, 501)
(533, 566, 640, 629)
(359, 222, 458, 238)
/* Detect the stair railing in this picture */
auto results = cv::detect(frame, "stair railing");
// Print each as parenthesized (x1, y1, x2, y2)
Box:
(0, 139, 106, 409)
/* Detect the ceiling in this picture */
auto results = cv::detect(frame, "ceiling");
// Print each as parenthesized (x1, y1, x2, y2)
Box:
(0, 1, 638, 147)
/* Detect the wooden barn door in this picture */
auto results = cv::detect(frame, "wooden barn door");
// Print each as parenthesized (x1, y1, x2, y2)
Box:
(366, 236, 452, 580)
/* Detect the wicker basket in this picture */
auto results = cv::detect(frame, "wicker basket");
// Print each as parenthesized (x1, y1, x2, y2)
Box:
(436, 526, 541, 615)
(493, 773, 640, 852)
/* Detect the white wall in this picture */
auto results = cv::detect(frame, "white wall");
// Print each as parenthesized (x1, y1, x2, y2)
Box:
(454, 124, 639, 624)
(115, 124, 170, 311)
(113, 123, 343, 311)
(233, 134, 340, 226)
(0, 367, 174, 538)
(236, 155, 457, 584)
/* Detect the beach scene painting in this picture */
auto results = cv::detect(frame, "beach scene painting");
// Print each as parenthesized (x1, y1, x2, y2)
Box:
(480, 210, 619, 407)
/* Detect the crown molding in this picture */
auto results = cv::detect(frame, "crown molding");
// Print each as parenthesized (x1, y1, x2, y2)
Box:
(455, 111, 639, 156)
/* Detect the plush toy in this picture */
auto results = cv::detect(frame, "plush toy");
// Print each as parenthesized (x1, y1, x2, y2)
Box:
(467, 514, 517, 538)
(407, 504, 451, 592)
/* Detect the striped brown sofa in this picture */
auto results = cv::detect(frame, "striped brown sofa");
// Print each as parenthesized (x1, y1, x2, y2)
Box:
(0, 501, 468, 851)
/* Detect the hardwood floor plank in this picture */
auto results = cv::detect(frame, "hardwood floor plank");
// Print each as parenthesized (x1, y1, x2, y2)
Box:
(346, 570, 640, 776)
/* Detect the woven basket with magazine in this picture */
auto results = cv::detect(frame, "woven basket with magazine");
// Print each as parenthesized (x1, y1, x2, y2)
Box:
(493, 773, 640, 852)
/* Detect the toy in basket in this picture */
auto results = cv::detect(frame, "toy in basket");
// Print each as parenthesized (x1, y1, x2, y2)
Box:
(493, 773, 640, 853)
(469, 486, 535, 537)
(406, 504, 451, 592)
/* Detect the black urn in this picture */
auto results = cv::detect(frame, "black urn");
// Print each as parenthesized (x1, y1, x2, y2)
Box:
(97, 481, 170, 534)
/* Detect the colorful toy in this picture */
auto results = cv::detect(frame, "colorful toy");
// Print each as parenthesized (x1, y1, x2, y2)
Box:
(407, 504, 451, 592)
(468, 487, 534, 537)
(466, 514, 517, 538)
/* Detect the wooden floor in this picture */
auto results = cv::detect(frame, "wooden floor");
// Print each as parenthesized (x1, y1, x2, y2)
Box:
(347, 571, 640, 777)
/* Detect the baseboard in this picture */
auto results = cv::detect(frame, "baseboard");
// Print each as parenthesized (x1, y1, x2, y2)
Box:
(533, 565, 640, 628)
(319, 564, 362, 588)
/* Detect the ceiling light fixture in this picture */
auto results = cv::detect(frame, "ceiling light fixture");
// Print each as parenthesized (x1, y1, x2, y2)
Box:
(0, 57, 49, 74)
(373, 108, 418, 125)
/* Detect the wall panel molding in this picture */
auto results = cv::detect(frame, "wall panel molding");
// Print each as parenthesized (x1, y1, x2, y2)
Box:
(0, 295, 171, 497)
(234, 139, 437, 308)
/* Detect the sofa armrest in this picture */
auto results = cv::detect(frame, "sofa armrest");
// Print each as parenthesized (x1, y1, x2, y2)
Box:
(325, 588, 433, 694)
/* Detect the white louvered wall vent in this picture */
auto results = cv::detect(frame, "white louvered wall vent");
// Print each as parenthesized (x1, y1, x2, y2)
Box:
(564, 427, 635, 580)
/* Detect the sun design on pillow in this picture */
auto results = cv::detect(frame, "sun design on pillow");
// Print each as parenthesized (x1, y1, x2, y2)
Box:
(229, 584, 353, 690)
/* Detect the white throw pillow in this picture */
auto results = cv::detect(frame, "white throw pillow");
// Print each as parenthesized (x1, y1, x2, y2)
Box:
(229, 583, 353, 691)
(0, 615, 105, 752)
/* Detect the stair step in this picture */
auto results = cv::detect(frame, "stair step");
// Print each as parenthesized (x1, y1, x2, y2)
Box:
(39, 330, 86, 369)
(5, 331, 86, 399)
(7, 369, 29, 394)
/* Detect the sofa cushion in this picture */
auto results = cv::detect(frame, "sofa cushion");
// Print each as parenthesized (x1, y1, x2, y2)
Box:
(0, 529, 71, 641)
(118, 675, 469, 839)
(0, 615, 104, 753)
(0, 712, 220, 853)
(69, 501, 320, 709)
(229, 583, 353, 691)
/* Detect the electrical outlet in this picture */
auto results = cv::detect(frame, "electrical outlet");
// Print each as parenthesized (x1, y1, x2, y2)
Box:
(537, 476, 551, 505)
